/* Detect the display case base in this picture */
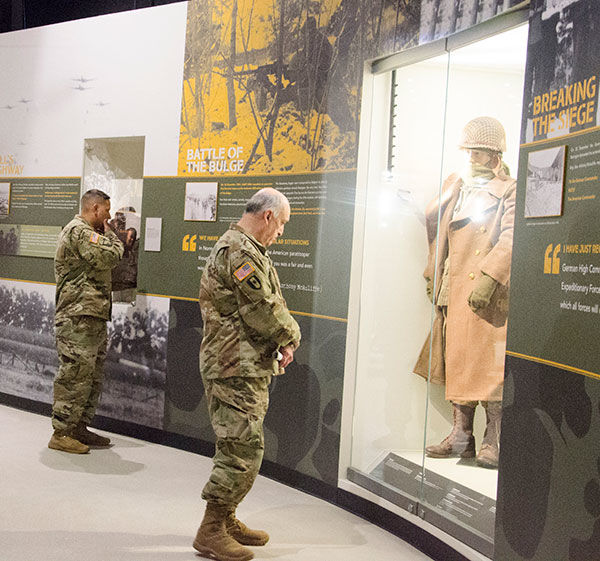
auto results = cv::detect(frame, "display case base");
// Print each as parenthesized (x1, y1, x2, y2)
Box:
(348, 452, 495, 558)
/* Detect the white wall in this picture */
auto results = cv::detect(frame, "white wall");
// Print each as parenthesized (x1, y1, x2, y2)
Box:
(0, 3, 188, 178)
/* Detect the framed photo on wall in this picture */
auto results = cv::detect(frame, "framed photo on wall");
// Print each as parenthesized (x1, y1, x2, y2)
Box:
(0, 183, 10, 216)
(184, 182, 218, 221)
(524, 146, 566, 218)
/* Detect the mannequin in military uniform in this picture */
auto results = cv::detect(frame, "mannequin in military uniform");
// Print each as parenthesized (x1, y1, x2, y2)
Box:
(194, 188, 301, 561)
(414, 117, 516, 469)
(50, 189, 124, 454)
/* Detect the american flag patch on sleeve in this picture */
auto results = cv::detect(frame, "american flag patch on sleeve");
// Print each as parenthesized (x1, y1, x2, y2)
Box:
(233, 262, 255, 281)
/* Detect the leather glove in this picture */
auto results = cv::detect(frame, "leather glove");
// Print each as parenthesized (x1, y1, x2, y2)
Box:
(468, 273, 498, 312)
(425, 277, 434, 303)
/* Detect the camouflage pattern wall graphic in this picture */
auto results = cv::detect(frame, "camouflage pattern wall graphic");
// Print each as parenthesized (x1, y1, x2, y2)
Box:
(419, 0, 526, 43)
(165, 301, 347, 485)
(496, 356, 600, 561)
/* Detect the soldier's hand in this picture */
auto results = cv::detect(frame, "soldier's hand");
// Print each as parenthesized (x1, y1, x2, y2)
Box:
(468, 273, 498, 312)
(280, 344, 295, 369)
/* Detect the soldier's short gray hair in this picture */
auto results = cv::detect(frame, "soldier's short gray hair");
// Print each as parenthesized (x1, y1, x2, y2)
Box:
(245, 188, 288, 218)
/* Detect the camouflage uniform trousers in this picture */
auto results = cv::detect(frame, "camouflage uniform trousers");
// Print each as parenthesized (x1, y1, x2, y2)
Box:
(52, 315, 108, 433)
(202, 375, 270, 508)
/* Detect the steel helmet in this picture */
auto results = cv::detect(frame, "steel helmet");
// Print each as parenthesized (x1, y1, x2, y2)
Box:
(458, 116, 506, 153)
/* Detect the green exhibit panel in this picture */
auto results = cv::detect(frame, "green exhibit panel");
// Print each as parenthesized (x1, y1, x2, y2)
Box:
(138, 172, 355, 320)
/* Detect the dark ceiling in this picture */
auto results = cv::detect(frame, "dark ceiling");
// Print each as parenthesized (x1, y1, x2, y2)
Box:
(0, 0, 186, 33)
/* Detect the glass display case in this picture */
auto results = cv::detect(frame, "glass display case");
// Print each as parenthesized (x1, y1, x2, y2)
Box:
(82, 136, 145, 303)
(345, 23, 528, 557)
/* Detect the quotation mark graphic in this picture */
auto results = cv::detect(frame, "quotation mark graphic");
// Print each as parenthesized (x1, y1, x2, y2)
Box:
(544, 243, 561, 275)
(182, 234, 197, 252)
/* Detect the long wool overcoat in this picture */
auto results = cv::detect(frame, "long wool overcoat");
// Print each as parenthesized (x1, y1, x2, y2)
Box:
(414, 172, 517, 402)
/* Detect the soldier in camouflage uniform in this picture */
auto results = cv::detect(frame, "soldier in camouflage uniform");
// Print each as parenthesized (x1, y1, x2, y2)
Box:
(49, 189, 124, 454)
(194, 188, 301, 561)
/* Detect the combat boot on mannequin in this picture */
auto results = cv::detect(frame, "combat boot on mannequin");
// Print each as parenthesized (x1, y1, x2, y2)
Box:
(225, 509, 269, 546)
(193, 503, 254, 561)
(74, 422, 111, 447)
(425, 402, 476, 458)
(476, 401, 502, 469)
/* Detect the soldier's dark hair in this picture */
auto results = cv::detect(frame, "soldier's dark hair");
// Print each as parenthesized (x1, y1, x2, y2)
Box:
(245, 188, 288, 218)
(81, 189, 110, 211)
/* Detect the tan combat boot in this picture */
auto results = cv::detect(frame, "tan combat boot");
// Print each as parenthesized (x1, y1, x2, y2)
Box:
(425, 402, 476, 458)
(193, 503, 254, 561)
(225, 509, 269, 546)
(476, 401, 502, 469)
(48, 430, 90, 454)
(74, 423, 111, 447)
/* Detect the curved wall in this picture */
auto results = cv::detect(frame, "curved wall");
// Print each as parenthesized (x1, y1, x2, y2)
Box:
(0, 2, 530, 560)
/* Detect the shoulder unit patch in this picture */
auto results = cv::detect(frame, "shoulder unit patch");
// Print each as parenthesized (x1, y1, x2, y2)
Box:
(246, 275, 262, 290)
(89, 232, 100, 244)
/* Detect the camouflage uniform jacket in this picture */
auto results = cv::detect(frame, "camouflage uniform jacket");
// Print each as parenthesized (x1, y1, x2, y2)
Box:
(55, 215, 124, 322)
(199, 224, 301, 380)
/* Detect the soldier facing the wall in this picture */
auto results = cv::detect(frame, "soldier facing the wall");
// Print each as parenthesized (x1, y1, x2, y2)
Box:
(49, 189, 124, 454)
(194, 188, 301, 561)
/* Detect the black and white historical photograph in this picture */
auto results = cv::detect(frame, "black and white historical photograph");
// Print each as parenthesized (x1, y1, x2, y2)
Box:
(0, 279, 168, 429)
(110, 207, 141, 302)
(524, 0, 600, 142)
(184, 182, 218, 221)
(419, 0, 522, 43)
(0, 183, 10, 216)
(524, 145, 566, 218)
(103, 296, 169, 428)
(180, 1, 421, 175)
(0, 280, 56, 403)
(0, 224, 19, 255)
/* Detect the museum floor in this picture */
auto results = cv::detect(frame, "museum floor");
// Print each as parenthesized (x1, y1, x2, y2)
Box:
(0, 404, 434, 561)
